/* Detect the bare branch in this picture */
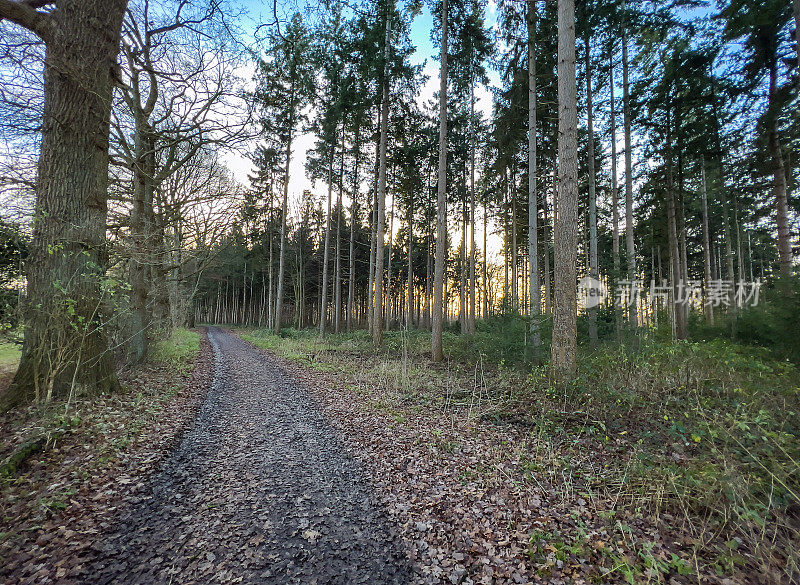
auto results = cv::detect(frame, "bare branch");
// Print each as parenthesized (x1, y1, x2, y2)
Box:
(0, 0, 54, 40)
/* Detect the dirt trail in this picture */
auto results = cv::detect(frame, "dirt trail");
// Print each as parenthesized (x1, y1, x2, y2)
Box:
(88, 327, 410, 584)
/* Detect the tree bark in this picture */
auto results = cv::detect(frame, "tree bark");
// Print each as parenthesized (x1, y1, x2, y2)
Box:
(432, 0, 448, 362)
(551, 0, 579, 379)
(700, 160, 714, 325)
(622, 29, 637, 326)
(335, 148, 344, 333)
(528, 0, 540, 351)
(3, 0, 127, 409)
(129, 119, 156, 363)
(347, 124, 360, 332)
(468, 71, 477, 334)
(320, 142, 335, 337)
(386, 188, 395, 331)
(665, 114, 687, 340)
(274, 77, 295, 334)
(768, 64, 791, 275)
(407, 201, 414, 330)
(609, 53, 621, 341)
(373, 7, 391, 347)
(585, 27, 598, 348)
(511, 169, 518, 312)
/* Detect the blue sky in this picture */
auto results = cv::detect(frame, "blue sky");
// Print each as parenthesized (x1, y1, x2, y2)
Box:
(227, 0, 500, 212)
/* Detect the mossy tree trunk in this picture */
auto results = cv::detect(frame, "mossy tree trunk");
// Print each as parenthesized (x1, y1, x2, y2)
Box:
(0, 0, 127, 410)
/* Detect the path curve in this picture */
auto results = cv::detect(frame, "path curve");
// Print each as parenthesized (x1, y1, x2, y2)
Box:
(88, 327, 410, 584)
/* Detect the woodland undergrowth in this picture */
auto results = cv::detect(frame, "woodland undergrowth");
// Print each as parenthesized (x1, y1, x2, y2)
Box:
(242, 323, 799, 583)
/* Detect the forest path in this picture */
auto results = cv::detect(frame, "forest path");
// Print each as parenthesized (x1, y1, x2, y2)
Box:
(88, 327, 410, 584)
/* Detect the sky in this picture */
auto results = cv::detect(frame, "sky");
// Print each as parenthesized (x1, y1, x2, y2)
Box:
(223, 0, 501, 214)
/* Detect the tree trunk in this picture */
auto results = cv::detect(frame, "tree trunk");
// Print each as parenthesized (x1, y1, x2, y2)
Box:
(347, 124, 360, 332)
(3, 0, 127, 410)
(609, 53, 621, 341)
(585, 28, 598, 348)
(274, 78, 296, 334)
(320, 143, 335, 337)
(335, 151, 344, 333)
(622, 29, 637, 326)
(528, 0, 540, 351)
(468, 72, 477, 334)
(432, 0, 448, 362)
(386, 189, 395, 331)
(700, 160, 714, 325)
(373, 8, 391, 347)
(483, 203, 488, 319)
(460, 194, 467, 333)
(768, 64, 791, 275)
(511, 168, 518, 312)
(367, 127, 379, 334)
(551, 0, 579, 379)
(665, 115, 687, 340)
(407, 203, 414, 330)
(129, 119, 155, 363)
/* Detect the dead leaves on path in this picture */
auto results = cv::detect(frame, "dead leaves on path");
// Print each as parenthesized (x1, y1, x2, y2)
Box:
(0, 332, 213, 584)
(274, 355, 721, 585)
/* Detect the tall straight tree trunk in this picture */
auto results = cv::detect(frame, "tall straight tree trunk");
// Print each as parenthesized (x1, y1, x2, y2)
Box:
(432, 0, 448, 362)
(585, 28, 598, 348)
(511, 169, 519, 311)
(320, 144, 335, 337)
(3, 0, 127, 409)
(460, 195, 467, 333)
(348, 125, 360, 332)
(735, 195, 745, 284)
(768, 64, 791, 275)
(609, 54, 621, 341)
(701, 160, 714, 325)
(335, 157, 343, 334)
(407, 202, 414, 330)
(542, 160, 554, 315)
(268, 201, 275, 329)
(373, 7, 392, 347)
(483, 203, 488, 318)
(721, 188, 739, 337)
(425, 230, 432, 328)
(551, 0, 579, 378)
(368, 157, 378, 333)
(665, 115, 687, 340)
(528, 0, 540, 351)
(622, 27, 637, 326)
(274, 79, 296, 334)
(386, 189, 395, 331)
(468, 72, 477, 333)
(503, 173, 509, 304)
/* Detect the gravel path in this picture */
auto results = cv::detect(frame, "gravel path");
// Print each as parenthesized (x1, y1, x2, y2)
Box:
(88, 328, 410, 584)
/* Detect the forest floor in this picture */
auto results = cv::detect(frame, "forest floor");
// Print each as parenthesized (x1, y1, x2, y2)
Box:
(0, 328, 213, 584)
(1, 325, 797, 584)
(240, 326, 799, 585)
